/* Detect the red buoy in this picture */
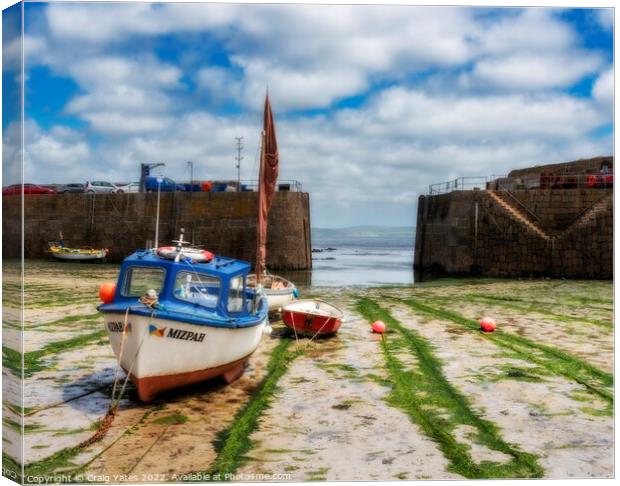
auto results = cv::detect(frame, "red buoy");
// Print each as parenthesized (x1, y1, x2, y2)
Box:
(480, 316, 496, 333)
(372, 320, 386, 334)
(99, 283, 116, 304)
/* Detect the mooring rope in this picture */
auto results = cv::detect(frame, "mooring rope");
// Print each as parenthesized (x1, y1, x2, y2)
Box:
(79, 297, 157, 449)
(109, 307, 131, 405)
(306, 318, 332, 346)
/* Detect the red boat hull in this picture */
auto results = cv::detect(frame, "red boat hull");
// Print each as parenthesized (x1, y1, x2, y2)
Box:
(282, 309, 342, 336)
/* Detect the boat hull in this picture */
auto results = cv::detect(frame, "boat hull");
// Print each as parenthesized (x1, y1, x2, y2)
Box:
(247, 274, 296, 312)
(264, 289, 295, 312)
(282, 300, 344, 336)
(50, 250, 107, 261)
(103, 313, 266, 401)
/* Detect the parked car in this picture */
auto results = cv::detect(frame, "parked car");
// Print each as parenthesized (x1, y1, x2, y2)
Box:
(144, 176, 185, 192)
(2, 183, 56, 196)
(116, 182, 140, 193)
(181, 182, 203, 192)
(58, 183, 85, 194)
(85, 181, 119, 193)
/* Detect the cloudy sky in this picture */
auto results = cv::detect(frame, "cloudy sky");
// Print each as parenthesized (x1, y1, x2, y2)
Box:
(2, 1, 614, 227)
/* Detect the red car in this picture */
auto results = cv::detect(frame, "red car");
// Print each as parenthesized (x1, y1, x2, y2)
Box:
(2, 184, 56, 196)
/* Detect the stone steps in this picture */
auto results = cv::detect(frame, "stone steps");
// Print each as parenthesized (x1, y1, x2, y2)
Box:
(488, 191, 550, 240)
(560, 194, 613, 237)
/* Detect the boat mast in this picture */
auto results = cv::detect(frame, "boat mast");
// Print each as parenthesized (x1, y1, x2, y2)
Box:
(256, 129, 266, 284)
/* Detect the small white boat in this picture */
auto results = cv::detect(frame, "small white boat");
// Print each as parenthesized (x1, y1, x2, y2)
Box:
(98, 240, 269, 402)
(49, 245, 108, 262)
(247, 273, 296, 313)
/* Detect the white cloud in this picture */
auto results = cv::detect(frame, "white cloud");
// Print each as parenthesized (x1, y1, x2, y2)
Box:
(339, 87, 604, 142)
(68, 56, 181, 90)
(595, 9, 613, 31)
(79, 113, 174, 136)
(474, 9, 576, 56)
(18, 121, 91, 182)
(2, 37, 21, 72)
(40, 4, 479, 111)
(59, 56, 183, 134)
(592, 67, 613, 106)
(196, 67, 243, 103)
(471, 51, 602, 90)
(2, 122, 23, 186)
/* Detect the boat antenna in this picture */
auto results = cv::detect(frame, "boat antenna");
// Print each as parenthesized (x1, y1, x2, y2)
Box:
(174, 228, 185, 263)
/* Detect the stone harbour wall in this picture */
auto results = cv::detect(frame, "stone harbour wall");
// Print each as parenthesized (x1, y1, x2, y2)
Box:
(414, 189, 613, 279)
(2, 191, 312, 270)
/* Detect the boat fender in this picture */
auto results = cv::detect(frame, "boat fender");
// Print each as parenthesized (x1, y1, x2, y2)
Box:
(293, 288, 300, 299)
(263, 325, 273, 335)
(99, 283, 116, 304)
(371, 320, 386, 334)
(480, 316, 496, 332)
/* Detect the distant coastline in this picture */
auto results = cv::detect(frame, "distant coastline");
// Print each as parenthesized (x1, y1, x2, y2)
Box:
(312, 226, 415, 241)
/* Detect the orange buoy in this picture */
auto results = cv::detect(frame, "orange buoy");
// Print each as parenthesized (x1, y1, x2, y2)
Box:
(480, 316, 496, 333)
(99, 283, 116, 304)
(372, 320, 386, 334)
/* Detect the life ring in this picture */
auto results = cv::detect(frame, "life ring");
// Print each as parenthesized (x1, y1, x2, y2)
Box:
(156, 246, 214, 263)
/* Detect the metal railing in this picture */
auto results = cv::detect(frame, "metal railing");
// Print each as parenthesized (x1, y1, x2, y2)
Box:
(429, 175, 505, 195)
(429, 172, 614, 195)
(229, 179, 303, 192)
(538, 173, 613, 190)
(495, 180, 543, 224)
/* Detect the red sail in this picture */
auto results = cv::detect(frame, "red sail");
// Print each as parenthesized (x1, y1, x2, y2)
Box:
(256, 94, 279, 282)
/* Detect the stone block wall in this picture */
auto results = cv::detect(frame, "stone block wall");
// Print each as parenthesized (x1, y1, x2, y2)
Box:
(2, 191, 312, 270)
(493, 189, 610, 231)
(414, 188, 612, 279)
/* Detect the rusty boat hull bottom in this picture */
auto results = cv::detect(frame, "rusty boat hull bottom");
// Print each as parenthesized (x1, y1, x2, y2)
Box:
(126, 353, 252, 402)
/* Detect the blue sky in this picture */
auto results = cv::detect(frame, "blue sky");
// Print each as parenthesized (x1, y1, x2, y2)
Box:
(2, 1, 614, 227)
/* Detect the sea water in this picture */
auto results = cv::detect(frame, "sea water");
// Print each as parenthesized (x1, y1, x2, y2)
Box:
(283, 228, 415, 287)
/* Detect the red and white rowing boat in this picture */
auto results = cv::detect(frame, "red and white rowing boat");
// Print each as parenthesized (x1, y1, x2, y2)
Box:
(282, 299, 344, 336)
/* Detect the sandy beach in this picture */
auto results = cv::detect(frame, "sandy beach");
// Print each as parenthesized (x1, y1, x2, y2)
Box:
(1, 259, 613, 482)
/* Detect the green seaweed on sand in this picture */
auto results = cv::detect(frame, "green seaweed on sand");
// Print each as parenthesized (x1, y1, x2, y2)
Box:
(2, 346, 23, 376)
(463, 294, 612, 329)
(3, 330, 107, 377)
(154, 412, 189, 425)
(316, 362, 360, 380)
(27, 312, 102, 330)
(332, 399, 360, 410)
(3, 402, 35, 416)
(306, 467, 330, 481)
(356, 298, 543, 479)
(24, 408, 158, 479)
(203, 339, 302, 479)
(2, 452, 22, 483)
(392, 296, 613, 403)
(471, 364, 551, 384)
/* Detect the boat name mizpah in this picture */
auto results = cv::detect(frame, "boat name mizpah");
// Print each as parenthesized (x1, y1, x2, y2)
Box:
(106, 321, 206, 342)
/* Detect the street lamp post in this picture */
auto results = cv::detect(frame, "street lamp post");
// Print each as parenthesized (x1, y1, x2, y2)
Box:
(154, 176, 163, 248)
(187, 161, 194, 192)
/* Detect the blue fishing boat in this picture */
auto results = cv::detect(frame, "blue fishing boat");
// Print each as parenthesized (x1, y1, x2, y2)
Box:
(98, 233, 269, 402)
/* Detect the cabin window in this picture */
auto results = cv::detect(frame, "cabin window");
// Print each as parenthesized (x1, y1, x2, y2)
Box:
(122, 266, 166, 297)
(174, 271, 220, 308)
(228, 276, 246, 313)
